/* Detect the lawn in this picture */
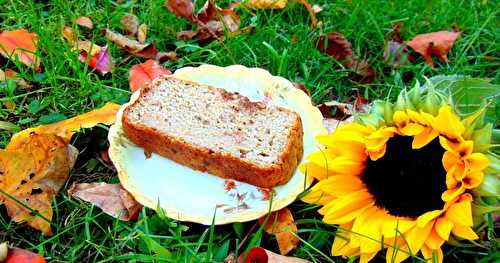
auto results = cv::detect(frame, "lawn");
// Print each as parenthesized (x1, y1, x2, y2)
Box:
(0, 0, 499, 262)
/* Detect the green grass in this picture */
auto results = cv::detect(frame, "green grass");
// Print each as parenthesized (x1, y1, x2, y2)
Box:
(1, 0, 499, 262)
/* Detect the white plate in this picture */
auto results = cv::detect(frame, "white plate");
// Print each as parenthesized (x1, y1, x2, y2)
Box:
(108, 65, 326, 225)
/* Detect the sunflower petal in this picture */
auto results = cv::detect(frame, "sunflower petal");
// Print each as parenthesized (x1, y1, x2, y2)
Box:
(321, 190, 374, 225)
(467, 153, 489, 172)
(400, 123, 425, 136)
(404, 221, 434, 254)
(299, 162, 330, 181)
(451, 224, 478, 240)
(301, 182, 335, 205)
(442, 151, 461, 172)
(320, 174, 364, 197)
(424, 228, 445, 250)
(441, 185, 465, 202)
(433, 105, 464, 139)
(360, 251, 378, 263)
(435, 217, 454, 241)
(420, 244, 444, 263)
(385, 239, 411, 263)
(416, 210, 442, 228)
(412, 127, 439, 149)
(445, 198, 473, 226)
(463, 171, 484, 189)
(382, 216, 415, 238)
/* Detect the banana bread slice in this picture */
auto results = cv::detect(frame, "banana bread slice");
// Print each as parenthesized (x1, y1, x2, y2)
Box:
(122, 76, 303, 188)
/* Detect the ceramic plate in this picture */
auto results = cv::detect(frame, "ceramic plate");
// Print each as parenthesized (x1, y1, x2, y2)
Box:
(108, 65, 326, 225)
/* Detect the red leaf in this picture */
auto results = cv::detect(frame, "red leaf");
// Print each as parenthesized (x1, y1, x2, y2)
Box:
(129, 59, 172, 92)
(76, 16, 93, 29)
(197, 0, 217, 23)
(238, 247, 268, 263)
(102, 28, 159, 59)
(165, 0, 195, 21)
(79, 45, 112, 75)
(407, 30, 461, 67)
(5, 248, 46, 263)
(316, 32, 355, 67)
(0, 29, 40, 71)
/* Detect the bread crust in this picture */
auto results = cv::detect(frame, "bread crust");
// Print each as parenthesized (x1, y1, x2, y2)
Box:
(122, 76, 303, 188)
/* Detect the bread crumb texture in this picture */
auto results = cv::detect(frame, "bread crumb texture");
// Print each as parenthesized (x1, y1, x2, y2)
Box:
(125, 77, 299, 166)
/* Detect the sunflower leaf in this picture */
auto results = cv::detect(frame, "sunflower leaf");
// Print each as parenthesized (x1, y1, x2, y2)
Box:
(425, 75, 499, 125)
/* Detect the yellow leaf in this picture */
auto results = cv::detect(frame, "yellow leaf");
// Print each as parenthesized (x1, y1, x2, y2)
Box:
(246, 0, 288, 9)
(8, 102, 120, 149)
(0, 134, 78, 235)
(258, 208, 299, 255)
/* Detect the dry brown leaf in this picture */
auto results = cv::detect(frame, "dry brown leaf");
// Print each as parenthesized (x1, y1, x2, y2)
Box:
(0, 134, 78, 235)
(102, 29, 159, 59)
(8, 102, 120, 149)
(77, 41, 101, 57)
(258, 208, 298, 255)
(68, 183, 142, 221)
(164, 0, 195, 20)
(407, 30, 461, 67)
(76, 16, 93, 29)
(137, 23, 148, 44)
(120, 13, 139, 36)
(0, 29, 40, 71)
(246, 0, 288, 9)
(197, 0, 217, 23)
(156, 51, 178, 62)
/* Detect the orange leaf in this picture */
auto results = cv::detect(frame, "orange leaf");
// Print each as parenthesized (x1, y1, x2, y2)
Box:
(5, 247, 46, 263)
(0, 29, 40, 71)
(0, 134, 78, 235)
(258, 208, 299, 255)
(407, 31, 461, 67)
(129, 60, 172, 92)
(8, 102, 120, 149)
(68, 183, 142, 221)
(76, 16, 93, 29)
(316, 32, 355, 67)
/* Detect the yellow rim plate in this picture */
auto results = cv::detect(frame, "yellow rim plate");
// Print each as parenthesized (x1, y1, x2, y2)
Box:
(108, 65, 326, 225)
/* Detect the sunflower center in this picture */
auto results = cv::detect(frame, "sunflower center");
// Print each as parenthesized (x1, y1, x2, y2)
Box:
(361, 135, 446, 218)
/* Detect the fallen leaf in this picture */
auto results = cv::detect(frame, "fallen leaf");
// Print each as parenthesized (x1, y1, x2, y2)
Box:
(156, 51, 178, 62)
(0, 68, 29, 87)
(129, 60, 172, 92)
(0, 29, 40, 71)
(246, 0, 288, 9)
(0, 133, 78, 235)
(354, 89, 370, 112)
(383, 41, 412, 68)
(258, 208, 298, 255)
(79, 45, 112, 75)
(164, 0, 195, 20)
(292, 82, 310, 96)
(77, 41, 102, 57)
(61, 26, 78, 46)
(238, 247, 311, 263)
(102, 28, 159, 59)
(317, 32, 375, 83)
(5, 247, 46, 263)
(323, 117, 353, 133)
(407, 30, 461, 67)
(137, 23, 148, 44)
(8, 102, 119, 149)
(120, 13, 139, 36)
(197, 0, 217, 23)
(316, 32, 355, 66)
(298, 0, 317, 29)
(68, 183, 142, 221)
(76, 16, 93, 29)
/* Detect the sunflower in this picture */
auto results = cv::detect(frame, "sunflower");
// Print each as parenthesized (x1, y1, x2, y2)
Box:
(301, 79, 499, 263)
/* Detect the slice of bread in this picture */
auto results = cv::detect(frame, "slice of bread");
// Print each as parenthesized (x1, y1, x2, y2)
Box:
(122, 76, 303, 188)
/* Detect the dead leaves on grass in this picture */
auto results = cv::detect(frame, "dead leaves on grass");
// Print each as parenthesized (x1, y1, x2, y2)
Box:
(0, 103, 120, 234)
(68, 183, 142, 221)
(0, 29, 40, 71)
(165, 0, 241, 41)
